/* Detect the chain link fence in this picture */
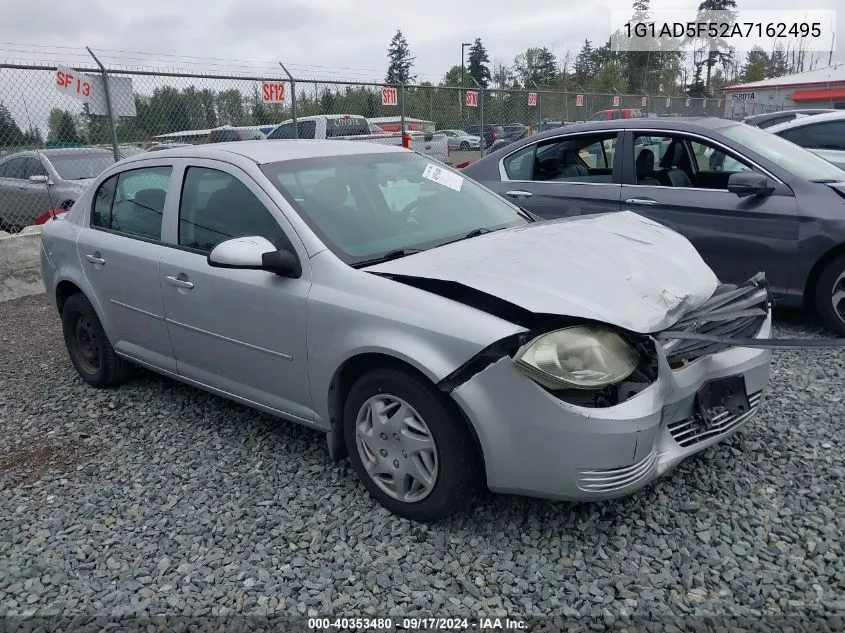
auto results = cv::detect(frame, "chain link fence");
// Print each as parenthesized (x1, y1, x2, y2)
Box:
(0, 55, 783, 231)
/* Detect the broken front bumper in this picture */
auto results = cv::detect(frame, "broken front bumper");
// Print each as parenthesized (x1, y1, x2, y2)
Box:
(450, 311, 772, 501)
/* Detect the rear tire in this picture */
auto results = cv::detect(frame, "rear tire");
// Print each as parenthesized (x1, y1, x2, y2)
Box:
(61, 293, 135, 388)
(815, 254, 845, 336)
(343, 368, 483, 523)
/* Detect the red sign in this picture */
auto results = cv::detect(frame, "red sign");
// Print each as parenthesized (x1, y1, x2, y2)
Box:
(665, 97, 671, 108)
(612, 95, 620, 107)
(465, 91, 478, 107)
(575, 94, 584, 107)
(381, 87, 398, 106)
(641, 96, 648, 107)
(528, 92, 537, 107)
(261, 82, 285, 103)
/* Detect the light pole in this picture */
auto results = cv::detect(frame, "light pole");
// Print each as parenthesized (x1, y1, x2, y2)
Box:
(461, 42, 471, 126)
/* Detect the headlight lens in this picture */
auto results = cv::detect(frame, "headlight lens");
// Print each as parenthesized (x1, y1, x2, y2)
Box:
(514, 325, 640, 389)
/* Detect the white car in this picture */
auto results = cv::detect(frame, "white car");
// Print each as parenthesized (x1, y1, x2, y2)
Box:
(766, 110, 845, 170)
(265, 114, 449, 163)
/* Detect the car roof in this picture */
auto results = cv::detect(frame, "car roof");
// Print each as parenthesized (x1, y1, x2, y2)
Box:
(522, 116, 740, 140)
(116, 139, 406, 166)
(765, 110, 845, 133)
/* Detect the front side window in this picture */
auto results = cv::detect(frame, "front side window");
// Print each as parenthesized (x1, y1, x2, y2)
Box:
(91, 166, 171, 240)
(260, 152, 527, 266)
(178, 167, 291, 253)
(3, 157, 27, 180)
(23, 157, 47, 179)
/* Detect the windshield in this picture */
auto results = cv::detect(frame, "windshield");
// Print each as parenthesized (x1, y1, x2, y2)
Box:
(260, 152, 528, 266)
(720, 122, 845, 182)
(49, 152, 116, 180)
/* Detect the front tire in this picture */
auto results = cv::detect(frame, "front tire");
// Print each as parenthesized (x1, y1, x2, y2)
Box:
(343, 368, 483, 522)
(815, 254, 845, 335)
(61, 293, 135, 388)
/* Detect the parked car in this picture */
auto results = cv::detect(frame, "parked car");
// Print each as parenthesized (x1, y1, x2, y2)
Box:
(590, 108, 645, 121)
(502, 124, 528, 140)
(765, 110, 845, 170)
(534, 120, 567, 133)
(437, 129, 481, 151)
(461, 117, 845, 333)
(39, 140, 772, 522)
(463, 124, 505, 149)
(0, 147, 117, 231)
(742, 109, 836, 129)
(147, 143, 194, 152)
(266, 115, 449, 163)
(208, 125, 265, 143)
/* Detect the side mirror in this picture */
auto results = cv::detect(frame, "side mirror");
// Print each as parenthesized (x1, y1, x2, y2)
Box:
(207, 236, 301, 278)
(727, 172, 774, 198)
(29, 175, 49, 184)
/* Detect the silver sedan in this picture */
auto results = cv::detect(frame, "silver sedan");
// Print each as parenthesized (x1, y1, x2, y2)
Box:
(40, 140, 772, 522)
(438, 129, 482, 151)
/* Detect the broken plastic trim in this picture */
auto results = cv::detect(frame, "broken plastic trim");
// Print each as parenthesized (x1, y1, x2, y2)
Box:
(655, 332, 845, 349)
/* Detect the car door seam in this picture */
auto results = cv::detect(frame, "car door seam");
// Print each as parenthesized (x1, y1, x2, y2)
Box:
(165, 317, 294, 361)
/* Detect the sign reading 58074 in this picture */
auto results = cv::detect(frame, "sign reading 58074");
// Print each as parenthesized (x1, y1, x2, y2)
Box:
(55, 64, 93, 104)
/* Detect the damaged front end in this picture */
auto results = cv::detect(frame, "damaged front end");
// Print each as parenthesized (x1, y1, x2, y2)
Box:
(434, 273, 772, 410)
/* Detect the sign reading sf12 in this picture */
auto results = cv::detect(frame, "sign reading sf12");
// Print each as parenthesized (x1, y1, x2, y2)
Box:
(262, 82, 286, 102)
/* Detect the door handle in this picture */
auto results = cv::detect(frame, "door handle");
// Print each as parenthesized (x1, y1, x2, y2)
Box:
(85, 254, 106, 265)
(165, 275, 194, 290)
(624, 198, 659, 206)
(506, 190, 533, 199)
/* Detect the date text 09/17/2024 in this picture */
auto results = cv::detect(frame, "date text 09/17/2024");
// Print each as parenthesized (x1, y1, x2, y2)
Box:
(307, 617, 528, 630)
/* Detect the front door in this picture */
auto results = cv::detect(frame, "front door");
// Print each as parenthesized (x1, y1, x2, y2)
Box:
(498, 131, 623, 220)
(75, 164, 177, 371)
(158, 161, 313, 422)
(620, 131, 799, 296)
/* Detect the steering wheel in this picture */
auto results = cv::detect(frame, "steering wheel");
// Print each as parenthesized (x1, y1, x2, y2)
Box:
(398, 199, 422, 225)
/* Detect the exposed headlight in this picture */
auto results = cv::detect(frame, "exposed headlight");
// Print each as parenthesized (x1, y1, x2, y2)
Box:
(514, 325, 640, 389)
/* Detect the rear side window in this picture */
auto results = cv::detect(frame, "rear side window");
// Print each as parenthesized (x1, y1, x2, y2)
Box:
(326, 117, 369, 138)
(91, 166, 171, 241)
(781, 122, 845, 150)
(3, 157, 27, 179)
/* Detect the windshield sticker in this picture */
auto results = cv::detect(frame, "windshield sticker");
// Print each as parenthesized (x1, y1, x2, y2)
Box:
(422, 163, 463, 191)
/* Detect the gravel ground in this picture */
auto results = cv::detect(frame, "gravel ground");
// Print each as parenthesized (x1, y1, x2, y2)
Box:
(1, 293, 844, 631)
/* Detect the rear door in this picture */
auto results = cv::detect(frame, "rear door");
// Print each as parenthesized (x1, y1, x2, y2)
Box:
(619, 129, 799, 296)
(497, 130, 624, 219)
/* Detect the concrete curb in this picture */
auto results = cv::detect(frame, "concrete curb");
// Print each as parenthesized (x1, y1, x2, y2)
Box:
(0, 225, 45, 303)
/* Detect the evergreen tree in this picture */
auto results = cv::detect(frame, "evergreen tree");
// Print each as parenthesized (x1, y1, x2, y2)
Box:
(385, 30, 416, 85)
(742, 47, 769, 82)
(574, 40, 595, 85)
(696, 0, 738, 93)
(47, 109, 82, 144)
(0, 103, 27, 146)
(467, 38, 492, 88)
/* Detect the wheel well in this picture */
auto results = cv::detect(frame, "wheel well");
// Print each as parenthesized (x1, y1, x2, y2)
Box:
(55, 280, 82, 314)
(326, 352, 487, 478)
(59, 199, 75, 209)
(803, 244, 845, 309)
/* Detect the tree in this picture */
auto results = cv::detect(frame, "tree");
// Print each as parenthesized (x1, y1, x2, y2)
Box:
(742, 47, 769, 82)
(385, 29, 416, 85)
(492, 59, 513, 89)
(0, 103, 27, 146)
(440, 65, 463, 87)
(695, 0, 738, 93)
(574, 40, 595, 85)
(47, 109, 82, 144)
(512, 47, 557, 87)
(467, 38, 492, 88)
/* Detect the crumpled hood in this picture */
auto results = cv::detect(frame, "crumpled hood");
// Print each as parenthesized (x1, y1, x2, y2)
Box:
(365, 211, 720, 334)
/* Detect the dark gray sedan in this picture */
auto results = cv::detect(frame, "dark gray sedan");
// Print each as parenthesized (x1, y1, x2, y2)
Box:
(461, 117, 845, 333)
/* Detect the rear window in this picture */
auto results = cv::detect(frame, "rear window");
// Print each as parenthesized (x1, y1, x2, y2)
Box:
(326, 117, 369, 138)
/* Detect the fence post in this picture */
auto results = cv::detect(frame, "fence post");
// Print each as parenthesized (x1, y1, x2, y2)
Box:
(531, 81, 542, 132)
(86, 47, 119, 162)
(279, 62, 298, 139)
(400, 83, 406, 147)
(470, 76, 484, 157)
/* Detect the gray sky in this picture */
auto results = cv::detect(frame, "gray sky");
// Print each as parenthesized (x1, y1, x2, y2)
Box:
(1, 0, 842, 83)
(0, 0, 841, 136)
